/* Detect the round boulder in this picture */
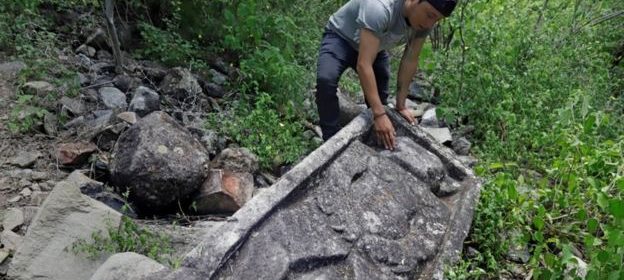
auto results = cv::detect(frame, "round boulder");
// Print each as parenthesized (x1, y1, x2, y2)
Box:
(110, 111, 209, 213)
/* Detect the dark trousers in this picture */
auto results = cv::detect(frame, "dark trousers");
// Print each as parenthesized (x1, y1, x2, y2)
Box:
(315, 28, 390, 141)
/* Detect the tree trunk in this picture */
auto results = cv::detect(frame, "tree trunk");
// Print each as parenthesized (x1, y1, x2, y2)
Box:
(104, 0, 123, 74)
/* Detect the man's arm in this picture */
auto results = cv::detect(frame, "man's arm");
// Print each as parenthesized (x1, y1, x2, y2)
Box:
(396, 36, 426, 124)
(358, 28, 396, 150)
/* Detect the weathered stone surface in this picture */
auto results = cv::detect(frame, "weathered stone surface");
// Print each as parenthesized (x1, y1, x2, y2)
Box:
(117, 111, 138, 124)
(113, 75, 141, 92)
(110, 111, 210, 212)
(7, 171, 122, 280)
(192, 169, 254, 214)
(211, 148, 259, 174)
(90, 252, 167, 280)
(151, 110, 481, 280)
(0, 249, 9, 264)
(452, 137, 472, 155)
(22, 81, 55, 96)
(129, 86, 160, 117)
(43, 112, 58, 136)
(420, 108, 438, 127)
(1, 230, 23, 252)
(421, 127, 452, 144)
(160, 67, 203, 100)
(209, 69, 228, 85)
(7, 151, 41, 168)
(59, 96, 86, 116)
(3, 208, 24, 231)
(57, 142, 98, 166)
(98, 87, 128, 110)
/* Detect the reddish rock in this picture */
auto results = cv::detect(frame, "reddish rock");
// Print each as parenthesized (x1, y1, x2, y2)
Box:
(193, 169, 254, 214)
(57, 142, 98, 165)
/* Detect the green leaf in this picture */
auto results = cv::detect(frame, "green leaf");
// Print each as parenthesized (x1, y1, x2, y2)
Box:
(597, 192, 610, 210)
(534, 217, 545, 230)
(587, 218, 599, 233)
(609, 199, 624, 219)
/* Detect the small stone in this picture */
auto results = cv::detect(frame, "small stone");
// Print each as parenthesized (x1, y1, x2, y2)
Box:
(117, 111, 138, 124)
(8, 196, 21, 203)
(0, 178, 10, 190)
(303, 130, 316, 140)
(96, 50, 113, 60)
(7, 169, 33, 180)
(63, 116, 86, 129)
(8, 151, 42, 168)
(20, 188, 32, 197)
(420, 108, 438, 127)
(452, 137, 472, 156)
(421, 127, 452, 144)
(59, 96, 86, 116)
(22, 81, 55, 96)
(57, 142, 98, 166)
(31, 171, 47, 181)
(3, 208, 24, 231)
(113, 75, 140, 92)
(30, 183, 41, 192)
(43, 112, 58, 136)
(77, 72, 90, 86)
(1, 230, 23, 252)
(209, 69, 228, 85)
(129, 86, 160, 117)
(98, 87, 128, 110)
(0, 249, 9, 264)
(458, 155, 478, 168)
(18, 178, 31, 188)
(29, 191, 47, 206)
(211, 148, 260, 174)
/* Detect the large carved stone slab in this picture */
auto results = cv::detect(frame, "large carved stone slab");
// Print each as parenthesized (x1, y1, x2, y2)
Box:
(144, 109, 481, 280)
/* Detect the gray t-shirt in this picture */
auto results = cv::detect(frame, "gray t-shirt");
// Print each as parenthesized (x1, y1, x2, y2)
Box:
(327, 0, 429, 51)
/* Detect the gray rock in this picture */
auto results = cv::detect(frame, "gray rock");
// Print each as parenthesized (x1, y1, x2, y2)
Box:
(457, 156, 479, 168)
(159, 67, 203, 100)
(18, 178, 31, 188)
(199, 81, 225, 98)
(129, 86, 160, 117)
(20, 188, 32, 197)
(8, 196, 21, 203)
(0, 249, 9, 264)
(77, 72, 90, 86)
(89, 110, 115, 129)
(98, 87, 128, 110)
(59, 96, 86, 116)
(6, 169, 33, 180)
(117, 111, 138, 124)
(29, 191, 48, 206)
(90, 252, 167, 280)
(91, 62, 115, 74)
(113, 75, 140, 92)
(505, 230, 531, 264)
(110, 111, 210, 212)
(22, 81, 55, 96)
(420, 108, 438, 127)
(0, 61, 26, 79)
(200, 130, 225, 157)
(209, 69, 228, 85)
(7, 171, 123, 280)
(0, 178, 10, 191)
(1, 230, 23, 252)
(452, 137, 472, 155)
(43, 112, 58, 136)
(31, 171, 47, 181)
(211, 148, 259, 174)
(96, 50, 113, 60)
(3, 208, 24, 231)
(156, 110, 481, 280)
(421, 127, 452, 144)
(64, 116, 86, 130)
(8, 151, 42, 168)
(408, 80, 434, 102)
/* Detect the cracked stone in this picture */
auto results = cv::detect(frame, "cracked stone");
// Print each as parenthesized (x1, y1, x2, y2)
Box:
(2, 208, 24, 231)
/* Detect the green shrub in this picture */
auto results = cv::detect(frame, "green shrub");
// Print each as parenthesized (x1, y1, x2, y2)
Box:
(71, 216, 180, 268)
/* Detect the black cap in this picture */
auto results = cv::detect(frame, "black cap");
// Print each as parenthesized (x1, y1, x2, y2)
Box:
(428, 0, 457, 17)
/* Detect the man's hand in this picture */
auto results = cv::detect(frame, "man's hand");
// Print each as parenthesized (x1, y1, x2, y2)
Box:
(397, 107, 416, 125)
(374, 113, 396, 150)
